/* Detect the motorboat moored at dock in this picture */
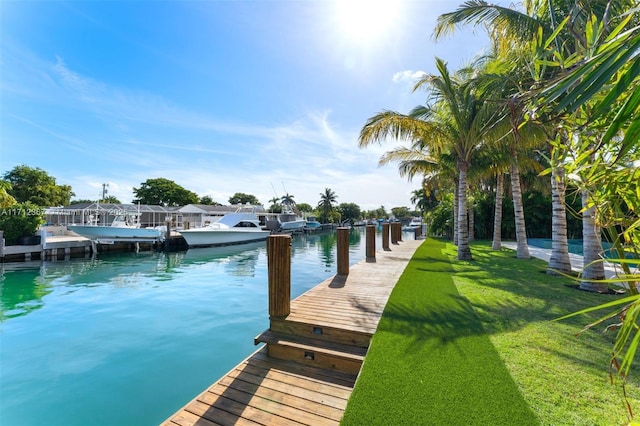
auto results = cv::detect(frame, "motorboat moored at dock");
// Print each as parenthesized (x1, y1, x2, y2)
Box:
(178, 207, 270, 248)
(303, 216, 322, 232)
(277, 203, 306, 233)
(67, 215, 165, 243)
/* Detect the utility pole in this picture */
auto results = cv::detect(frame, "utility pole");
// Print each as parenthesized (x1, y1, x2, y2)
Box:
(101, 183, 109, 200)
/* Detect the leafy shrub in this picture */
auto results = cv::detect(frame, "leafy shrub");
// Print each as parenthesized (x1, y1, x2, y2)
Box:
(0, 201, 45, 245)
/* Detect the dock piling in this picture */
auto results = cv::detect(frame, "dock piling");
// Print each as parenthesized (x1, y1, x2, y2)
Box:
(390, 223, 399, 245)
(366, 225, 376, 260)
(337, 227, 349, 275)
(382, 223, 390, 251)
(267, 234, 291, 318)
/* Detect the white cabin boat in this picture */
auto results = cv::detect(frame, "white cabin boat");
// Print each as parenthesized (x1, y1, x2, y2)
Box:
(303, 216, 322, 232)
(277, 203, 306, 232)
(402, 217, 423, 231)
(67, 215, 164, 243)
(179, 208, 270, 248)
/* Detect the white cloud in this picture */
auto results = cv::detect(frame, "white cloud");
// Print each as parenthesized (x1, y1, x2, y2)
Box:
(392, 70, 426, 84)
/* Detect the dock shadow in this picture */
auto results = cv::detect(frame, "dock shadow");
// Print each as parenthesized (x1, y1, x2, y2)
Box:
(328, 275, 347, 288)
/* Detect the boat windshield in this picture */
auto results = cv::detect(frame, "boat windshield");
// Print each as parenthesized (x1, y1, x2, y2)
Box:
(233, 221, 260, 228)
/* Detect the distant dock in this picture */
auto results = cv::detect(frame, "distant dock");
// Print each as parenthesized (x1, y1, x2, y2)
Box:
(163, 233, 422, 425)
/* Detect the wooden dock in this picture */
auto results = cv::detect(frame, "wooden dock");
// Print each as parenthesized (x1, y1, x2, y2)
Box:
(163, 237, 423, 426)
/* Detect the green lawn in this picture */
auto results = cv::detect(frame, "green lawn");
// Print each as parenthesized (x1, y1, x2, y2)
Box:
(341, 238, 640, 425)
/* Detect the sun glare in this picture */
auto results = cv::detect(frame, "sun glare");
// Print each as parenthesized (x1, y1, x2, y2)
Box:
(335, 0, 401, 45)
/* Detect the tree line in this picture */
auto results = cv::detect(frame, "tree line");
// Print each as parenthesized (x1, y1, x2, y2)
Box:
(0, 165, 422, 244)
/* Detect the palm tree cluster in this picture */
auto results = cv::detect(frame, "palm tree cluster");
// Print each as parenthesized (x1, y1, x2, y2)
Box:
(359, 0, 639, 407)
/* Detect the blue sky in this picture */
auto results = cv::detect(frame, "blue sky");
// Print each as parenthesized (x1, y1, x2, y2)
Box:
(1, 0, 497, 210)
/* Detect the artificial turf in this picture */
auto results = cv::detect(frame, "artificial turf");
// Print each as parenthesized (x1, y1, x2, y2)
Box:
(341, 238, 539, 425)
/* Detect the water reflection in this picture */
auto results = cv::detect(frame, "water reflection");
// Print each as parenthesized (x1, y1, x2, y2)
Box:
(0, 267, 52, 320)
(0, 229, 368, 322)
(180, 241, 266, 277)
(0, 241, 269, 321)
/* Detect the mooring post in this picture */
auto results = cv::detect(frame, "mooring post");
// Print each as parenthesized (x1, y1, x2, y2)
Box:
(366, 224, 376, 260)
(396, 222, 403, 242)
(414, 224, 422, 239)
(337, 227, 350, 275)
(267, 234, 291, 318)
(391, 222, 399, 245)
(382, 222, 390, 250)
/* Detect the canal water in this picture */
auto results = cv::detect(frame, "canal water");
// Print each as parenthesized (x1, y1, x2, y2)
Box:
(0, 227, 404, 426)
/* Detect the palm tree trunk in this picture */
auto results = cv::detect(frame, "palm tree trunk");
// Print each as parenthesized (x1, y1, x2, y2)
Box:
(510, 156, 529, 259)
(492, 173, 504, 250)
(453, 183, 459, 245)
(547, 164, 572, 274)
(580, 189, 606, 291)
(468, 203, 475, 241)
(457, 161, 472, 260)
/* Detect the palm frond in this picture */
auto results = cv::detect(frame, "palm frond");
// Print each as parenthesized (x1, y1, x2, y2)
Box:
(358, 110, 435, 147)
(433, 0, 545, 41)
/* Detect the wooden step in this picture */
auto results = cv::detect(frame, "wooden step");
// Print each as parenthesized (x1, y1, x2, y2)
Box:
(269, 317, 372, 348)
(254, 330, 366, 375)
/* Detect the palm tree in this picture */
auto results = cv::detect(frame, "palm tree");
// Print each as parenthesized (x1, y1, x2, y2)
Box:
(533, 8, 640, 404)
(410, 188, 434, 218)
(492, 172, 505, 250)
(435, 0, 569, 268)
(317, 188, 337, 223)
(268, 197, 280, 213)
(435, 0, 638, 273)
(280, 193, 296, 211)
(468, 46, 549, 258)
(360, 58, 496, 260)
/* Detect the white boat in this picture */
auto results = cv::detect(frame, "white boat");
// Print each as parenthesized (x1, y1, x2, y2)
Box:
(68, 215, 164, 243)
(277, 204, 306, 232)
(304, 216, 322, 232)
(179, 208, 270, 248)
(402, 217, 423, 231)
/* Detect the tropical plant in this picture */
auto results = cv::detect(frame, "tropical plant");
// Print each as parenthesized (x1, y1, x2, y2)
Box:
(428, 193, 454, 238)
(530, 5, 640, 415)
(360, 58, 497, 260)
(410, 187, 438, 217)
(379, 143, 455, 239)
(280, 193, 296, 209)
(317, 188, 337, 223)
(268, 197, 281, 213)
(435, 0, 634, 270)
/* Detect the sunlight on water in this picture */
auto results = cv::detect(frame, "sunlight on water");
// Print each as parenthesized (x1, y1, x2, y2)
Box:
(0, 228, 399, 426)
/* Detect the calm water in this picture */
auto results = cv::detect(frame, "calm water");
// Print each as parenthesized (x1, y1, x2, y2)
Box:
(0, 227, 401, 426)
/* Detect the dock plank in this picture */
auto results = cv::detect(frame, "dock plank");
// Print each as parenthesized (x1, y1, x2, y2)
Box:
(163, 239, 422, 425)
